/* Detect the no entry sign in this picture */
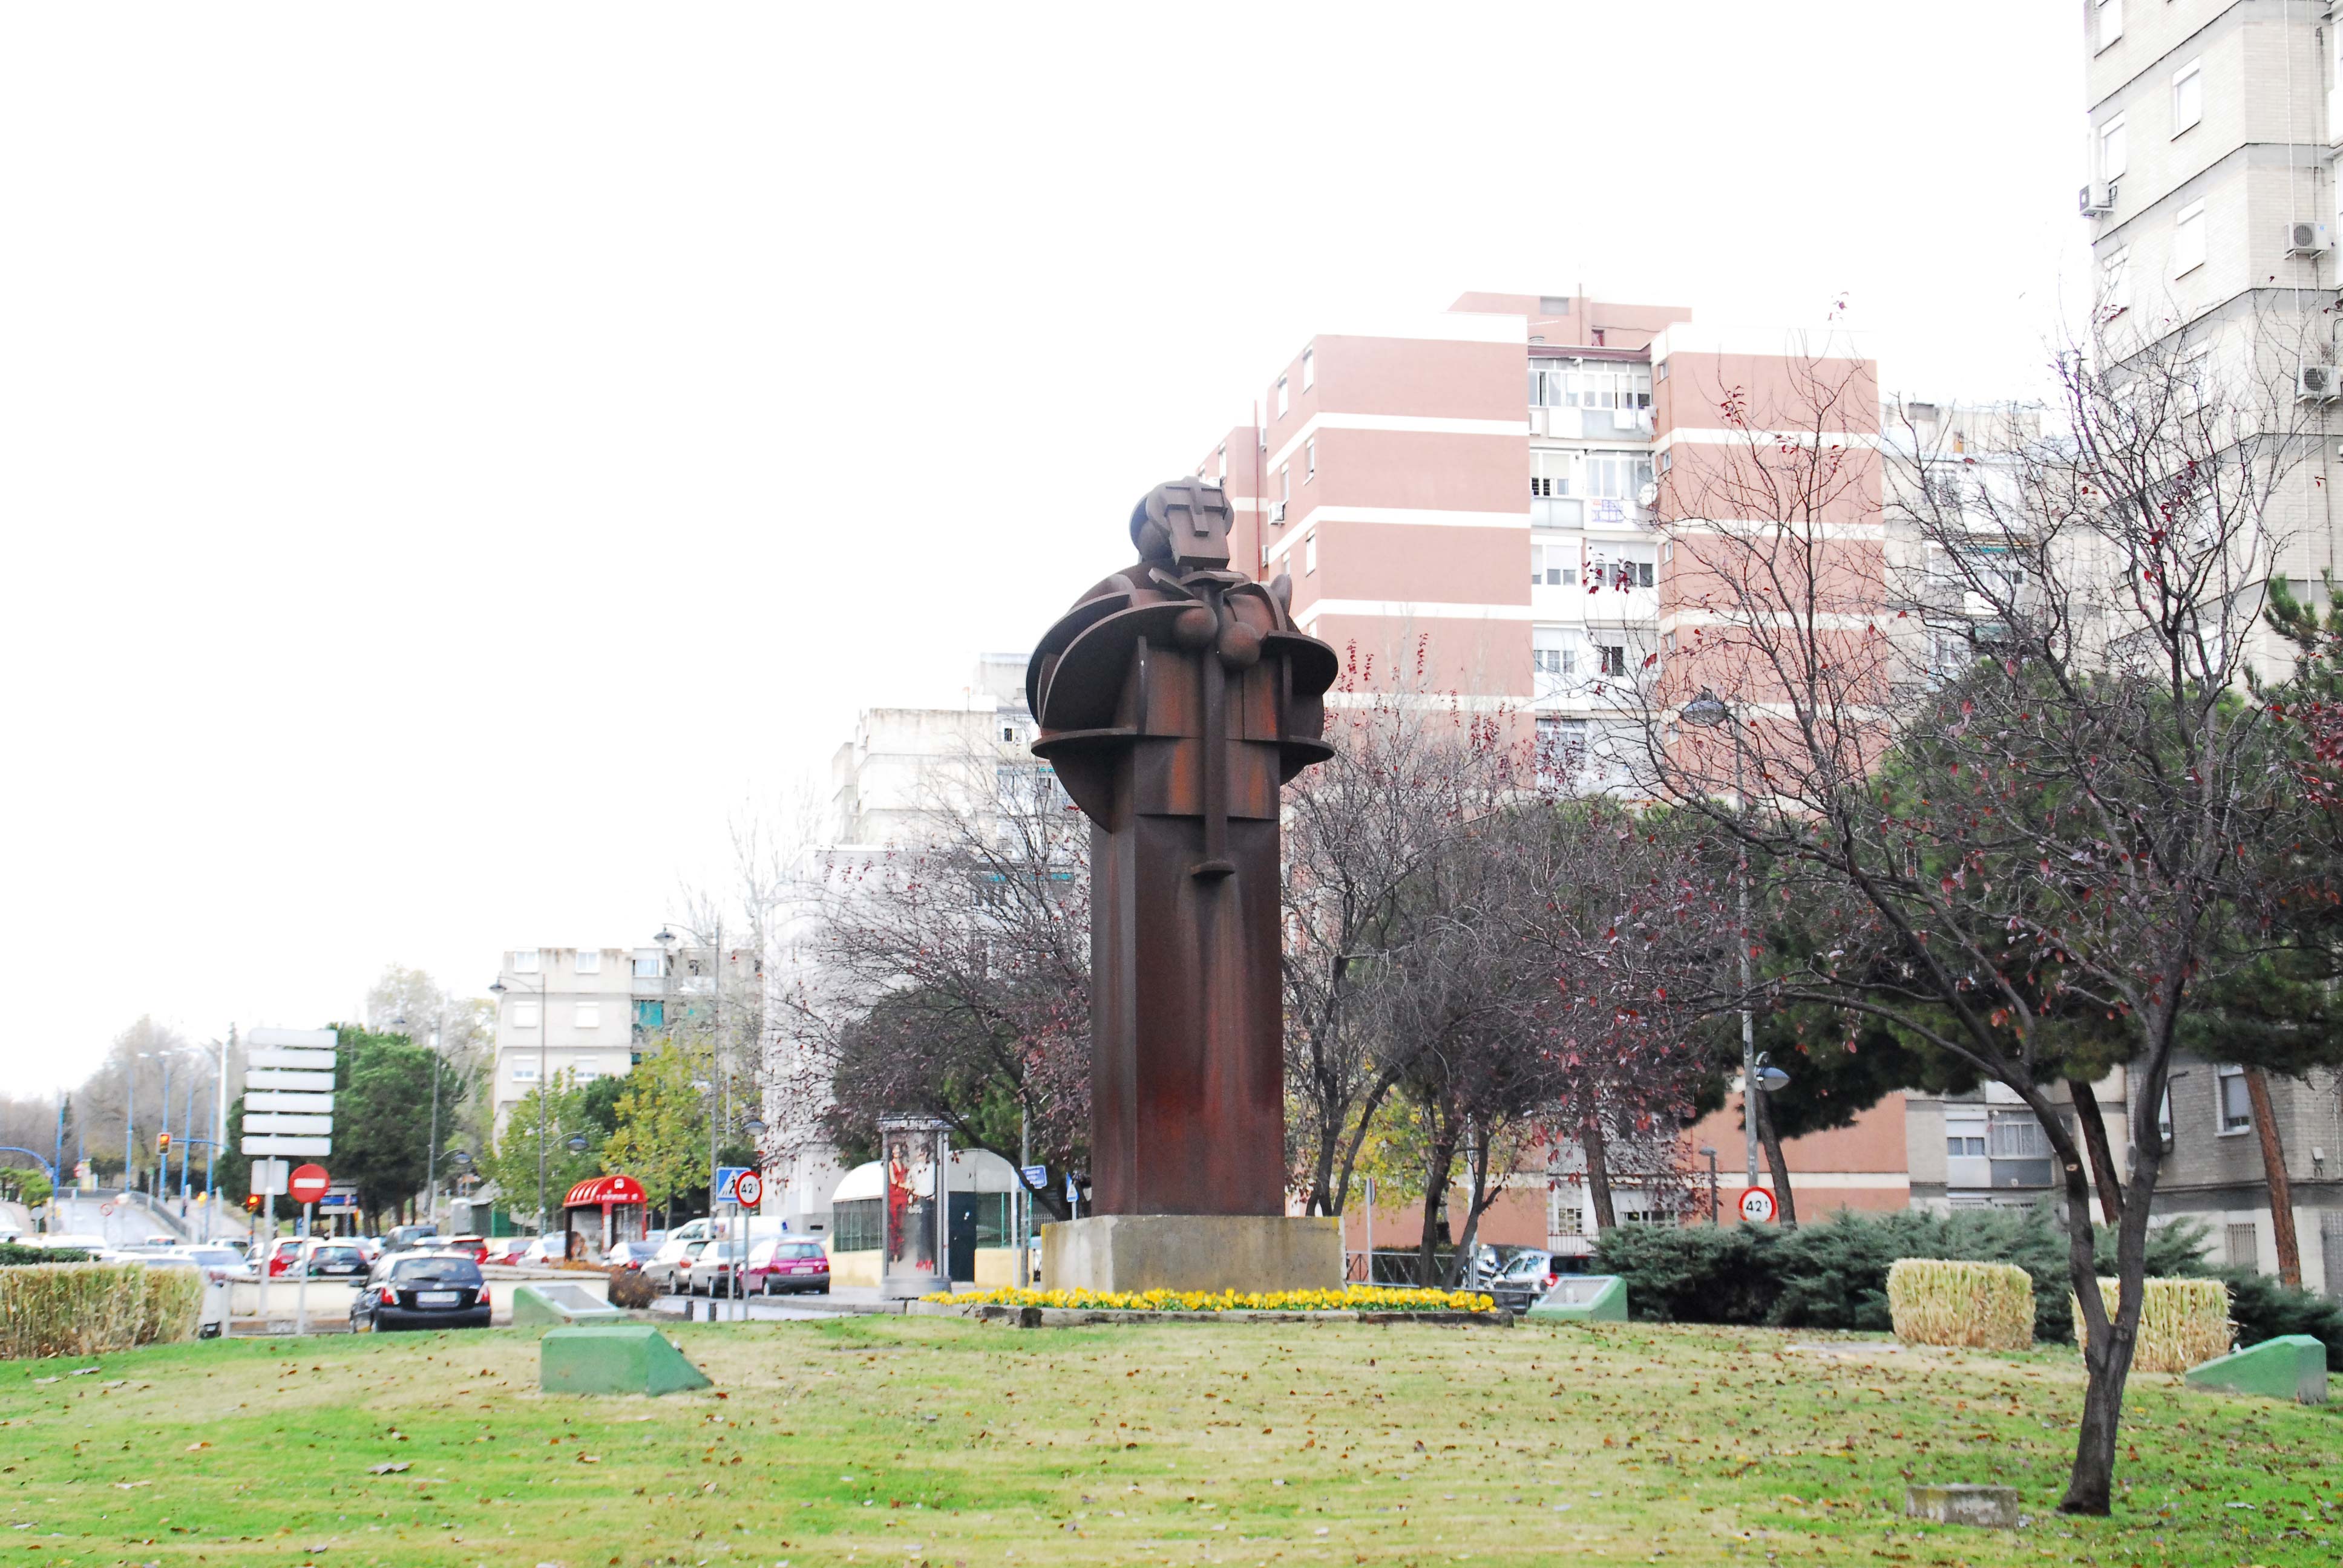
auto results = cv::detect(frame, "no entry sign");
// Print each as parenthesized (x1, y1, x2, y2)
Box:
(1737, 1185, 1777, 1224)
(288, 1163, 331, 1204)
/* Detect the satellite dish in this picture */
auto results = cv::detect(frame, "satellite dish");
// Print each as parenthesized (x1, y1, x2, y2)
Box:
(1637, 482, 1660, 509)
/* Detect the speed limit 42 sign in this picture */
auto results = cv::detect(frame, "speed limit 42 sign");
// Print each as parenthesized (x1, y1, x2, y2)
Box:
(733, 1171, 763, 1207)
(1737, 1186, 1778, 1224)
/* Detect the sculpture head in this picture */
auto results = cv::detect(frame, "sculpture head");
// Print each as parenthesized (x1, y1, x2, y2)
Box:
(1130, 478, 1234, 575)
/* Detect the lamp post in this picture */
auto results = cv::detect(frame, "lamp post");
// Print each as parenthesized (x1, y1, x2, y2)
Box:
(1680, 688, 1761, 1192)
(489, 970, 551, 1229)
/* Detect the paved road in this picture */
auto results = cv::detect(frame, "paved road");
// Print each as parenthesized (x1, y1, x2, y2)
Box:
(50, 1192, 189, 1247)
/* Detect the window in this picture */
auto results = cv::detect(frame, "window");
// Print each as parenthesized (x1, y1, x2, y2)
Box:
(1216, 443, 1227, 479)
(511, 1001, 540, 1029)
(2097, 114, 2127, 183)
(632, 953, 662, 978)
(1988, 1116, 2051, 1159)
(1276, 375, 1289, 417)
(511, 1058, 540, 1083)
(1535, 716, 1587, 780)
(1527, 359, 1653, 412)
(2173, 201, 2207, 275)
(2095, 0, 2121, 51)
(1531, 540, 1576, 586)
(2217, 1065, 2253, 1133)
(1654, 359, 1668, 382)
(1596, 644, 1627, 677)
(1300, 347, 1314, 391)
(1304, 533, 1317, 575)
(1532, 627, 1578, 685)
(2158, 1086, 2174, 1149)
(513, 949, 540, 974)
(574, 949, 601, 975)
(1305, 437, 1316, 482)
(1657, 448, 1672, 474)
(2224, 1221, 2258, 1268)
(2100, 246, 2131, 316)
(574, 1066, 601, 1083)
(1947, 1134, 1988, 1158)
(632, 998, 664, 1034)
(1280, 464, 1291, 504)
(574, 1002, 601, 1031)
(2172, 60, 2203, 134)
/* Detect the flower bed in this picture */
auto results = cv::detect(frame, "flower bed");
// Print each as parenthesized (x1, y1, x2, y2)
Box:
(929, 1285, 1494, 1313)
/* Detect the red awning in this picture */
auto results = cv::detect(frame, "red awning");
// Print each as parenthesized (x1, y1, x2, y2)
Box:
(563, 1174, 647, 1209)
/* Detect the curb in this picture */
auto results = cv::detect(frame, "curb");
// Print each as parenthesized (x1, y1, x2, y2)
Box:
(909, 1302, 1513, 1328)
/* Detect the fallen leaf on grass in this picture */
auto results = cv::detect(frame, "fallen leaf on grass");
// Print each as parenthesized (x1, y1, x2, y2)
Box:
(365, 1463, 410, 1475)
(185, 1442, 210, 1451)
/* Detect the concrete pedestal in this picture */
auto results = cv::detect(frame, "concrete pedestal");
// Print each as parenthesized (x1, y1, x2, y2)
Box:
(1041, 1214, 1342, 1295)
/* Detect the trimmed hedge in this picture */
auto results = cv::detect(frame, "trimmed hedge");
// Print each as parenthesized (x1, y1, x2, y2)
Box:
(1594, 1204, 2209, 1341)
(0, 1264, 203, 1359)
(0, 1243, 92, 1266)
(2074, 1276, 2230, 1373)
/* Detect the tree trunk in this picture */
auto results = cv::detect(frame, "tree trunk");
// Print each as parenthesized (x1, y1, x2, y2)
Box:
(1415, 1125, 1459, 1290)
(2240, 1065, 2301, 1287)
(1753, 1088, 1797, 1228)
(2066, 1077, 2125, 1226)
(1579, 1119, 1617, 1232)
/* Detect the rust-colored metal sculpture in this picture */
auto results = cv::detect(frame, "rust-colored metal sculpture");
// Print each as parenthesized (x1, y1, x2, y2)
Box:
(1028, 479, 1339, 1217)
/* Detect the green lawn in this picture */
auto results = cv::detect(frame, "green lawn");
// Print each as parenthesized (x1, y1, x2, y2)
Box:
(1, 1316, 2336, 1565)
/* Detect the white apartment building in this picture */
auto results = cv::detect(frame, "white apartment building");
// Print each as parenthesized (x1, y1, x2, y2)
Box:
(828, 652, 1035, 844)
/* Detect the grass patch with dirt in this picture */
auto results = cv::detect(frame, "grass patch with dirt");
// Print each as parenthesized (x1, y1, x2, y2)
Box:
(1, 1315, 2337, 1564)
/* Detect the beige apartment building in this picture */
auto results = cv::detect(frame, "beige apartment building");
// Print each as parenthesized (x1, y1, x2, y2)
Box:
(2084, 0, 2343, 1292)
(828, 652, 1035, 845)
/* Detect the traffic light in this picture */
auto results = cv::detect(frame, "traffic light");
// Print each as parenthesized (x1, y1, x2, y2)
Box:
(157, 1132, 170, 1156)
(244, 1194, 261, 1213)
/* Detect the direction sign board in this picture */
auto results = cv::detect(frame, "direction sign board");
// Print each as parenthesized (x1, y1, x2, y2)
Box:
(243, 1113, 333, 1135)
(712, 1166, 750, 1204)
(288, 1164, 331, 1204)
(247, 1048, 336, 1071)
(241, 1135, 333, 1157)
(1737, 1186, 1778, 1224)
(244, 1091, 335, 1114)
(247, 1028, 338, 1049)
(734, 1171, 763, 1207)
(1020, 1164, 1049, 1190)
(245, 1069, 336, 1092)
(249, 1159, 290, 1197)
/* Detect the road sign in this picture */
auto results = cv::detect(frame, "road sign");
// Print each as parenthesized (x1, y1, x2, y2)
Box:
(99, 1201, 116, 1217)
(249, 1159, 289, 1197)
(734, 1171, 763, 1207)
(241, 1135, 332, 1157)
(1737, 1186, 1778, 1224)
(712, 1166, 749, 1204)
(287, 1164, 331, 1204)
(243, 1114, 333, 1135)
(247, 1047, 336, 1071)
(1019, 1164, 1048, 1190)
(245, 1069, 336, 1092)
(1064, 1172, 1080, 1203)
(247, 1028, 338, 1049)
(244, 1091, 335, 1113)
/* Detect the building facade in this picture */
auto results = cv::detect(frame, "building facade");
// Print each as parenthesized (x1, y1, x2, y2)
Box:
(828, 652, 1037, 845)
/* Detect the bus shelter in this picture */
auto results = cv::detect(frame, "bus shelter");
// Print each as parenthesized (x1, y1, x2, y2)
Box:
(563, 1174, 649, 1260)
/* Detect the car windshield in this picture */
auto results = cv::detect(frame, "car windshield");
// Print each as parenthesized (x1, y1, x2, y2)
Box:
(779, 1243, 824, 1258)
(1498, 1255, 1545, 1278)
(389, 1257, 483, 1285)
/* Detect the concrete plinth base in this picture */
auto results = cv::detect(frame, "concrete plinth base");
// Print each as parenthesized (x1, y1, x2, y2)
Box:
(1041, 1215, 1342, 1295)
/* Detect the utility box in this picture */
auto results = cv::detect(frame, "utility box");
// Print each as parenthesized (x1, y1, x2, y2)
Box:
(1525, 1274, 1628, 1324)
(511, 1281, 629, 1328)
(540, 1326, 711, 1396)
(2184, 1335, 2328, 1405)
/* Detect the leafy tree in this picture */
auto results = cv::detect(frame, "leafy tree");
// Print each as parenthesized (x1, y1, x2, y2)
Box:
(329, 1025, 444, 1229)
(483, 1073, 598, 1222)
(601, 1042, 710, 1227)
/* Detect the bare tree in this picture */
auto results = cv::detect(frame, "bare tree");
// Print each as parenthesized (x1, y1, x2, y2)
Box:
(1279, 646, 1523, 1217)
(1640, 324, 2317, 1514)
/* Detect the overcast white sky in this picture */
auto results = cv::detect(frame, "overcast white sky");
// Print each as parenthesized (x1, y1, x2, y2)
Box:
(0, 4, 2083, 1096)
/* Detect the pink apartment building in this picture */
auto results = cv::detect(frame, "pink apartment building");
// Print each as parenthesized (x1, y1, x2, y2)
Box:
(1187, 291, 1908, 1256)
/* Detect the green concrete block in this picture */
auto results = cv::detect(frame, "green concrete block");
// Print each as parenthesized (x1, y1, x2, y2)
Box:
(1526, 1274, 1628, 1324)
(2184, 1334, 2327, 1405)
(540, 1326, 712, 1396)
(512, 1281, 630, 1328)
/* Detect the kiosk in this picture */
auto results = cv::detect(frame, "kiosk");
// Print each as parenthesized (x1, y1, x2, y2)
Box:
(562, 1174, 649, 1261)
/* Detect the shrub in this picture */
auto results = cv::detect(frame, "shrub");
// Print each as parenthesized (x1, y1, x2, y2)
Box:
(0, 1243, 91, 1267)
(606, 1266, 657, 1310)
(0, 1264, 203, 1359)
(2214, 1269, 2343, 1371)
(1593, 1223, 1778, 1325)
(2074, 1276, 2231, 1373)
(1886, 1258, 2034, 1350)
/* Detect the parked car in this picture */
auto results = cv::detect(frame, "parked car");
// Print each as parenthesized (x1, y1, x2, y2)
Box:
(303, 1241, 369, 1279)
(382, 1224, 440, 1253)
(643, 1238, 707, 1295)
(1486, 1249, 1567, 1313)
(605, 1240, 663, 1270)
(437, 1233, 490, 1264)
(484, 1236, 532, 1265)
(520, 1233, 583, 1266)
(263, 1236, 308, 1277)
(351, 1251, 492, 1333)
(167, 1245, 255, 1284)
(742, 1238, 830, 1296)
(352, 1235, 384, 1264)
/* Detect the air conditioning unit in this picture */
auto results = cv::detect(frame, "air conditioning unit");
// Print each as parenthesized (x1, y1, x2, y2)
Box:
(2297, 364, 2341, 403)
(2079, 181, 2114, 217)
(1268, 500, 1288, 525)
(2290, 221, 2335, 256)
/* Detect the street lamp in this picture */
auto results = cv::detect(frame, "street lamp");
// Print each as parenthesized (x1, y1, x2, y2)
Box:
(489, 970, 552, 1227)
(1680, 687, 1762, 1192)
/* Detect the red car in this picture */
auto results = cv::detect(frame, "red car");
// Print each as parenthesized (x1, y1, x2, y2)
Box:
(741, 1238, 830, 1296)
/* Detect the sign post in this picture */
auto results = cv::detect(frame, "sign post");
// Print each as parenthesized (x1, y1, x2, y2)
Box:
(287, 1165, 329, 1336)
(1736, 1186, 1778, 1225)
(240, 1030, 337, 1334)
(733, 1170, 762, 1322)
